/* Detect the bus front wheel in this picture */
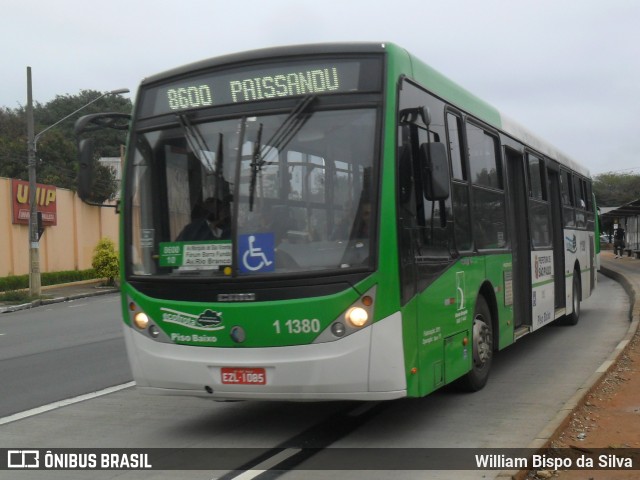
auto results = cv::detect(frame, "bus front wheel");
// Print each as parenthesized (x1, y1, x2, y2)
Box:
(458, 296, 493, 392)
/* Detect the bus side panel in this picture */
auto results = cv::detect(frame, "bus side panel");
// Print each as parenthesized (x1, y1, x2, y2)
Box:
(563, 228, 595, 311)
(414, 265, 470, 397)
(484, 254, 516, 350)
(400, 297, 421, 397)
(408, 254, 513, 397)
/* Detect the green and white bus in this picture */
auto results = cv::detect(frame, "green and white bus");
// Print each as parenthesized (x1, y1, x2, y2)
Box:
(76, 42, 597, 400)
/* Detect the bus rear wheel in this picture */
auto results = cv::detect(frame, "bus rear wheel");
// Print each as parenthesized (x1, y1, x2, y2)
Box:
(458, 296, 493, 392)
(561, 271, 581, 326)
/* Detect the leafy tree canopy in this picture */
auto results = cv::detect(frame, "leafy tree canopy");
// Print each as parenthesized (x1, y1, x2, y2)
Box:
(593, 172, 640, 207)
(0, 90, 131, 202)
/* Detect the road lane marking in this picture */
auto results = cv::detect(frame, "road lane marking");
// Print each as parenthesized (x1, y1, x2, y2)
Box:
(0, 381, 135, 426)
(219, 402, 388, 479)
(227, 449, 302, 480)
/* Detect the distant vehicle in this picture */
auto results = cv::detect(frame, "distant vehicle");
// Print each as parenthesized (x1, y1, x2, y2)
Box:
(600, 234, 611, 244)
(75, 42, 598, 401)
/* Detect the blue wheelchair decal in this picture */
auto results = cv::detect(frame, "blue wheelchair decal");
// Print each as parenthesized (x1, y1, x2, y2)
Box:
(239, 233, 275, 273)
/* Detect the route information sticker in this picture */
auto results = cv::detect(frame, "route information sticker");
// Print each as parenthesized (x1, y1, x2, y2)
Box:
(159, 241, 231, 268)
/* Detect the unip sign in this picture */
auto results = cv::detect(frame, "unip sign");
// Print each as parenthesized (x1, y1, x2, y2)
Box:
(11, 179, 57, 226)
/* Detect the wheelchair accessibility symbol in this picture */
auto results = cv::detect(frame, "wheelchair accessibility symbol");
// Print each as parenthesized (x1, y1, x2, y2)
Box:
(239, 233, 275, 273)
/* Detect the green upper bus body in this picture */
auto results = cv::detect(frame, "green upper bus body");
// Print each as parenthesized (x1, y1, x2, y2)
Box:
(116, 43, 596, 400)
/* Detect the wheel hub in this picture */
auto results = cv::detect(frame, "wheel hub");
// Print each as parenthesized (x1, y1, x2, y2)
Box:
(472, 318, 492, 367)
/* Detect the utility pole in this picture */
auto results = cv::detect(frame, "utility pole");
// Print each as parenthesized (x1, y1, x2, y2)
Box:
(26, 67, 41, 297)
(24, 67, 128, 298)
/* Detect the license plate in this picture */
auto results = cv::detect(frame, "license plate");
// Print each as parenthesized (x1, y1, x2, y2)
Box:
(221, 367, 266, 385)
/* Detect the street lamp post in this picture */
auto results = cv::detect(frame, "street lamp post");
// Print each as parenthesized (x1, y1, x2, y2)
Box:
(26, 66, 129, 297)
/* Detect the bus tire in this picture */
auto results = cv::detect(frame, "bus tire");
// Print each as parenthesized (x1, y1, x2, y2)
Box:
(562, 271, 581, 326)
(458, 296, 493, 392)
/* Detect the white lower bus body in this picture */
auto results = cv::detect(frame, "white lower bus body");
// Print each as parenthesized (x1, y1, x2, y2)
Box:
(124, 311, 407, 401)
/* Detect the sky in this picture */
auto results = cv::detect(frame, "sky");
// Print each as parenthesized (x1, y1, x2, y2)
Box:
(3, 0, 639, 176)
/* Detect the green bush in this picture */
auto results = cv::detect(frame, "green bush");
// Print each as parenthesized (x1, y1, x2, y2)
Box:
(0, 275, 25, 292)
(0, 269, 97, 293)
(92, 238, 120, 286)
(43, 269, 97, 286)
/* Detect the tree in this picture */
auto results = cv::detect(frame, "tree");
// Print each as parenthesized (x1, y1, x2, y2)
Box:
(593, 172, 640, 207)
(0, 90, 131, 201)
(88, 163, 121, 204)
(0, 107, 28, 179)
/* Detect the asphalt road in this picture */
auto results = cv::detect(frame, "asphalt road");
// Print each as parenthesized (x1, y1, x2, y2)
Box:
(0, 294, 131, 417)
(0, 273, 631, 479)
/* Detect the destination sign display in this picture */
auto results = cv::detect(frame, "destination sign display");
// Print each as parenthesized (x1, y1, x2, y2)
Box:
(140, 58, 381, 117)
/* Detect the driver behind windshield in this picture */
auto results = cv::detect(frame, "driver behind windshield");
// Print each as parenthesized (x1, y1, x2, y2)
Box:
(176, 197, 231, 241)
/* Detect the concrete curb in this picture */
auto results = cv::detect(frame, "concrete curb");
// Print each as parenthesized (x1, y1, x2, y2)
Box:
(40, 287, 119, 305)
(495, 267, 640, 480)
(0, 281, 118, 314)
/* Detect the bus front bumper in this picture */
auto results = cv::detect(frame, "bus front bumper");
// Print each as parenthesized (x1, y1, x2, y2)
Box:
(123, 312, 407, 401)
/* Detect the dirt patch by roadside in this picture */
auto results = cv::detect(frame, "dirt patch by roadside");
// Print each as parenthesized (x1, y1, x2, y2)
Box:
(525, 326, 640, 479)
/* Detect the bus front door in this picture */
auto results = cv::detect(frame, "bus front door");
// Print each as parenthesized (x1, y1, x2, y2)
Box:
(505, 149, 531, 330)
(548, 168, 566, 310)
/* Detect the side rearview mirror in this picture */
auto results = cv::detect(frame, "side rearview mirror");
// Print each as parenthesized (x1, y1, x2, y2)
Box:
(419, 142, 450, 201)
(74, 112, 130, 135)
(77, 138, 95, 202)
(74, 112, 130, 206)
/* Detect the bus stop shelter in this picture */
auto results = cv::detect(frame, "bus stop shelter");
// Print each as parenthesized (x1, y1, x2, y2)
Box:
(601, 199, 640, 256)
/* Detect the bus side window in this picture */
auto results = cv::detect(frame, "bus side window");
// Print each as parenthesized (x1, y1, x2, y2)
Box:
(398, 126, 414, 207)
(527, 153, 552, 248)
(560, 170, 576, 227)
(573, 175, 587, 228)
(446, 112, 472, 251)
(466, 122, 506, 249)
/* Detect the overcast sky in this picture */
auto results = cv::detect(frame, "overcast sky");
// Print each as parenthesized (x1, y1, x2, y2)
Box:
(4, 0, 639, 176)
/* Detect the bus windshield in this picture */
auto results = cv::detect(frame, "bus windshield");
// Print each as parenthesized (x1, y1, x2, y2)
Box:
(128, 105, 378, 278)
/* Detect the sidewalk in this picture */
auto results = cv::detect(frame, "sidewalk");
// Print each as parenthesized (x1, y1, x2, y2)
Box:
(0, 279, 119, 314)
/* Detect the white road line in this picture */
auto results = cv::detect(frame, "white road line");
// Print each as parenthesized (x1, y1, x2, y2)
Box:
(229, 449, 302, 480)
(0, 381, 135, 426)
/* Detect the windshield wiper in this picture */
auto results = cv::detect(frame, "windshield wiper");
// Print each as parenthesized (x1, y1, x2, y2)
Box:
(247, 94, 317, 211)
(249, 123, 263, 211)
(177, 115, 229, 203)
(177, 113, 215, 173)
(262, 94, 317, 157)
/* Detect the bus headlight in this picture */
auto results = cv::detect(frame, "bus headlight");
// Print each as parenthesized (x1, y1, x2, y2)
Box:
(133, 312, 150, 330)
(346, 307, 368, 327)
(313, 286, 377, 344)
